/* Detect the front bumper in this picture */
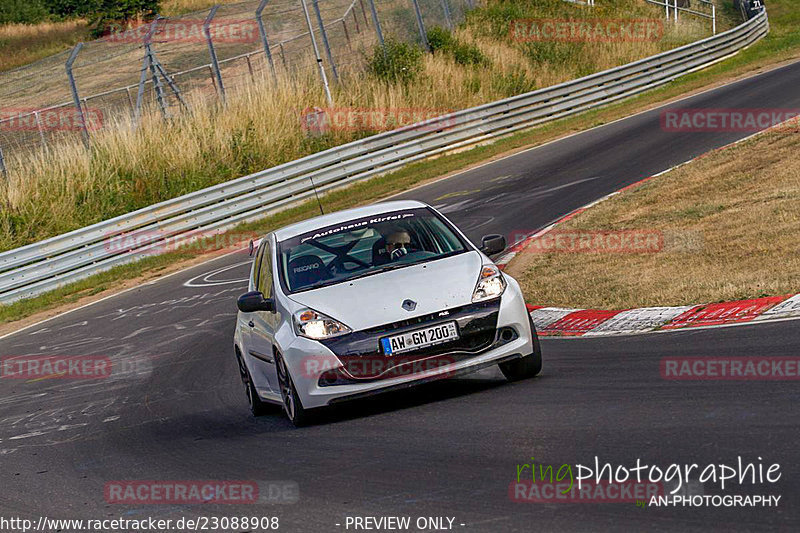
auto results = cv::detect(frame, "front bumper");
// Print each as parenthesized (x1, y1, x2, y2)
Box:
(282, 282, 533, 409)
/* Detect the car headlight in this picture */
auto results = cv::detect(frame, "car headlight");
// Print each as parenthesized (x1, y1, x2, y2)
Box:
(293, 308, 351, 339)
(472, 265, 507, 302)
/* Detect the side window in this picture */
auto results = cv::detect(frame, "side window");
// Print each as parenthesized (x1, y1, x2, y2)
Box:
(252, 241, 266, 290)
(257, 240, 273, 298)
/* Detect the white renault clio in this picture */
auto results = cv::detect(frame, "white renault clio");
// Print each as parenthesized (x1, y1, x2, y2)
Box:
(233, 200, 541, 425)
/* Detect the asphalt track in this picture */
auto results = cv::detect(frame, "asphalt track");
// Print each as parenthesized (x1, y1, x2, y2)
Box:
(1, 60, 800, 532)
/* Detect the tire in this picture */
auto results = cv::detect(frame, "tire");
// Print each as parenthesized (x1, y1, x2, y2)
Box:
(499, 315, 543, 381)
(235, 348, 270, 416)
(275, 352, 314, 427)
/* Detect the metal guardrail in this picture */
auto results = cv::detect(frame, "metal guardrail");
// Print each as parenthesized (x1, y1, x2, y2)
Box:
(0, 9, 769, 304)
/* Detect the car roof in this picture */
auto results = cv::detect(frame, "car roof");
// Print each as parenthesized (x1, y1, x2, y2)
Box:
(273, 200, 430, 242)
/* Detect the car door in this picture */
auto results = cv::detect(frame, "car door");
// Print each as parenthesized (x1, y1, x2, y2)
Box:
(247, 235, 280, 393)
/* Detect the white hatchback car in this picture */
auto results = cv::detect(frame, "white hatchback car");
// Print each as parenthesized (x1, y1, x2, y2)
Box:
(233, 200, 541, 425)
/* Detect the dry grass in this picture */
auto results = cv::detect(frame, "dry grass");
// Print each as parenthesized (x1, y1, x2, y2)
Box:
(0, 0, 241, 72)
(0, 0, 713, 250)
(0, 20, 90, 71)
(505, 128, 800, 309)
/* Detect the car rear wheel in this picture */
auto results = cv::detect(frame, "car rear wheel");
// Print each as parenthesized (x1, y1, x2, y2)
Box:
(275, 352, 313, 427)
(236, 349, 270, 416)
(499, 315, 542, 381)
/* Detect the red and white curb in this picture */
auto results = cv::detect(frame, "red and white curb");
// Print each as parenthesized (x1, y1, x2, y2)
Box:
(498, 121, 800, 338)
(525, 295, 800, 337)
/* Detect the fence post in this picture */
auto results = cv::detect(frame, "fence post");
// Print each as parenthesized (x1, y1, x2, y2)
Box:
(674, 0, 678, 23)
(0, 145, 7, 177)
(411, 0, 429, 51)
(148, 44, 169, 118)
(299, 0, 333, 105)
(312, 0, 339, 82)
(204, 5, 226, 103)
(65, 43, 90, 149)
(360, 0, 369, 27)
(712, 5, 716, 35)
(342, 19, 352, 50)
(256, 0, 278, 83)
(134, 18, 161, 124)
(441, 0, 453, 30)
(279, 42, 287, 69)
(366, 0, 385, 52)
(34, 111, 48, 150)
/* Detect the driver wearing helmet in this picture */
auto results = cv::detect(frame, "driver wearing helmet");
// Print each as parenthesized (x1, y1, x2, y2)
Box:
(385, 230, 412, 260)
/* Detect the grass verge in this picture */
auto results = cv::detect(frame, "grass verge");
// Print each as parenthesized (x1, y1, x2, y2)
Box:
(505, 125, 800, 309)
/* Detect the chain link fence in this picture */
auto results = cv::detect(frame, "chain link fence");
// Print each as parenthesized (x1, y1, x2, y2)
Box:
(0, 0, 473, 173)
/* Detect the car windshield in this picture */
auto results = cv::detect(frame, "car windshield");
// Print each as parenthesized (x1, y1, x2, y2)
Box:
(278, 207, 468, 293)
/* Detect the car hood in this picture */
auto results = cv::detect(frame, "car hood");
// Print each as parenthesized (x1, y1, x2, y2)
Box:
(286, 251, 484, 331)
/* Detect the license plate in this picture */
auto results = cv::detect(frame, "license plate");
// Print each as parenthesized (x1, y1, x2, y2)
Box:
(381, 321, 459, 355)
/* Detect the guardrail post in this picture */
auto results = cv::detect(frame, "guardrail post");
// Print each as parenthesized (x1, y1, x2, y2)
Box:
(411, 0, 429, 51)
(256, 0, 278, 83)
(366, 0, 385, 52)
(312, 0, 339, 82)
(204, 5, 226, 103)
(65, 43, 90, 149)
(299, 0, 333, 105)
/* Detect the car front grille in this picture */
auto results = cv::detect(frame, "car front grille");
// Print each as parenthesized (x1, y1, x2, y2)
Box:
(318, 299, 501, 385)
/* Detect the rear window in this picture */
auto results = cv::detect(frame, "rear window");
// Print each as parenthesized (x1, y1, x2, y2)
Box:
(277, 208, 468, 293)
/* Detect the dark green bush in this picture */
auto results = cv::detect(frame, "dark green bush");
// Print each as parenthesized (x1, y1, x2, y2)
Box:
(426, 26, 489, 67)
(367, 38, 424, 84)
(0, 0, 50, 24)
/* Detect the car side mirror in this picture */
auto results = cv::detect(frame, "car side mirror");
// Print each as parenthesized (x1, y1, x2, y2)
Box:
(237, 291, 275, 313)
(479, 234, 506, 256)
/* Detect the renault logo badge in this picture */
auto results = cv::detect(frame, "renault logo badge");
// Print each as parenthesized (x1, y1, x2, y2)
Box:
(402, 299, 417, 312)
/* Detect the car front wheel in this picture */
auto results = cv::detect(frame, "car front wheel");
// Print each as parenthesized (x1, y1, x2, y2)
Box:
(499, 315, 542, 381)
(275, 352, 313, 427)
